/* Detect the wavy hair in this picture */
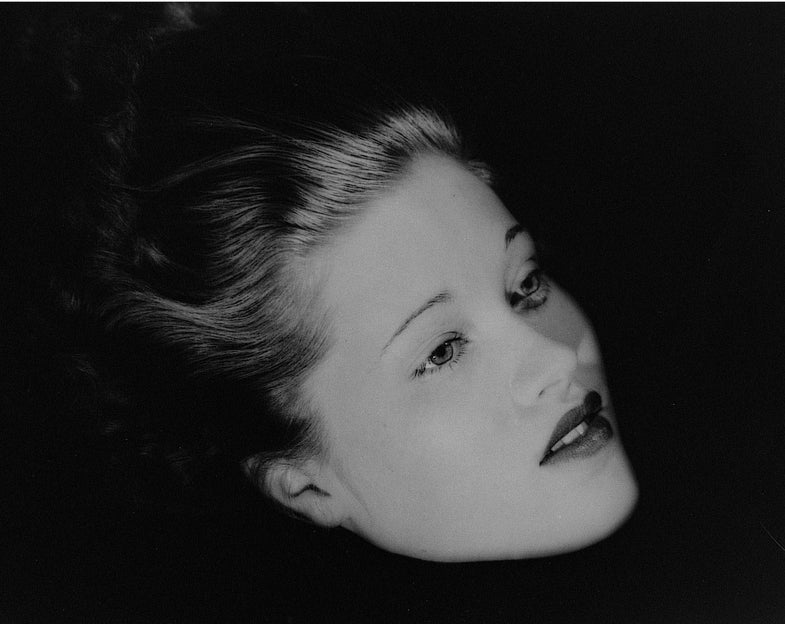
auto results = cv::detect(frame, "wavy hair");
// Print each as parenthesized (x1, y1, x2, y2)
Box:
(4, 5, 491, 512)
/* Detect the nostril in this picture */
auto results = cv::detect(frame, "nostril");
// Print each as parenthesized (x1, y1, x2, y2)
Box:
(537, 377, 573, 401)
(508, 331, 580, 407)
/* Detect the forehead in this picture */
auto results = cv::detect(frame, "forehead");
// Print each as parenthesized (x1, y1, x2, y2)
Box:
(328, 155, 511, 262)
(312, 155, 515, 337)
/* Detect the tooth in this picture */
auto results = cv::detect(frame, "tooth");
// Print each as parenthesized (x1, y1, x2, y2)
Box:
(550, 421, 590, 453)
(562, 428, 582, 445)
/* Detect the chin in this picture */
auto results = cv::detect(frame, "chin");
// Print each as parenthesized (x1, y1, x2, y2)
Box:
(373, 486, 639, 563)
(501, 481, 639, 562)
(460, 457, 639, 562)
(550, 453, 640, 558)
(353, 451, 639, 563)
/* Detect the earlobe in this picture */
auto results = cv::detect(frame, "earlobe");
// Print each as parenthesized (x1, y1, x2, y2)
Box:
(242, 456, 347, 528)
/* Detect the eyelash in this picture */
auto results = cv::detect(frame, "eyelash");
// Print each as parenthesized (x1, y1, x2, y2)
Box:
(412, 333, 470, 378)
(510, 267, 551, 312)
(412, 267, 550, 379)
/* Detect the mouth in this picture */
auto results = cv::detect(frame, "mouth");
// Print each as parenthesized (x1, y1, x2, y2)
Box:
(539, 391, 614, 466)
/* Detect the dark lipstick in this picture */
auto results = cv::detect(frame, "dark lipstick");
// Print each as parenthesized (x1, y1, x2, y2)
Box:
(539, 391, 612, 466)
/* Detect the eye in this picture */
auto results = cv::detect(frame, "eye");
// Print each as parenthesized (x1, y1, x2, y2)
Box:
(412, 333, 469, 378)
(510, 267, 550, 311)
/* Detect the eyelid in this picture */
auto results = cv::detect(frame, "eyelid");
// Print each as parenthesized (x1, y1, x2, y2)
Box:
(418, 331, 462, 363)
(507, 228, 535, 254)
(509, 265, 550, 312)
(411, 331, 469, 379)
(505, 230, 536, 276)
(508, 255, 539, 293)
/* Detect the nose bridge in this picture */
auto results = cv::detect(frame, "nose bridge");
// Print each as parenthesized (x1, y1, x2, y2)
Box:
(508, 318, 579, 406)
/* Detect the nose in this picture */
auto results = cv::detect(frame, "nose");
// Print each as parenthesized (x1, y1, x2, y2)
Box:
(509, 328, 581, 407)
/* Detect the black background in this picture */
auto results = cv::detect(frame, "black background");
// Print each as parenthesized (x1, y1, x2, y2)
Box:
(2, 4, 785, 623)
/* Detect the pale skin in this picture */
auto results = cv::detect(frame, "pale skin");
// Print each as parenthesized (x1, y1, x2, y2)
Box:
(264, 155, 638, 562)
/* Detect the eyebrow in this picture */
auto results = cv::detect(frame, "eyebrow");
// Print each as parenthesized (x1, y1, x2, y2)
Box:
(505, 224, 527, 249)
(383, 291, 453, 352)
(382, 224, 528, 354)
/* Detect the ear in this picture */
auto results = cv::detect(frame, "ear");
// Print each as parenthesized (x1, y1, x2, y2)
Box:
(242, 456, 348, 528)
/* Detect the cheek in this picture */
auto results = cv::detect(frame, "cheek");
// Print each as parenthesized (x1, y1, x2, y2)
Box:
(392, 381, 526, 484)
(530, 286, 596, 353)
(355, 389, 501, 495)
(577, 331, 602, 366)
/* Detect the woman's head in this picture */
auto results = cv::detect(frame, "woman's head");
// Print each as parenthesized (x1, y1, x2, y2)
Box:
(288, 154, 638, 560)
(81, 35, 636, 560)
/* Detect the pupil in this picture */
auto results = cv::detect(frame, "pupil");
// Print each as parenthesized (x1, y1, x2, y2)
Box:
(522, 272, 538, 293)
(432, 342, 453, 365)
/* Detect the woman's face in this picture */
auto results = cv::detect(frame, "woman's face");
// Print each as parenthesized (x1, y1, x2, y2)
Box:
(302, 155, 638, 561)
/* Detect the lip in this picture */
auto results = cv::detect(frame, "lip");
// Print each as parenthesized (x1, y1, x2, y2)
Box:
(540, 391, 603, 464)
